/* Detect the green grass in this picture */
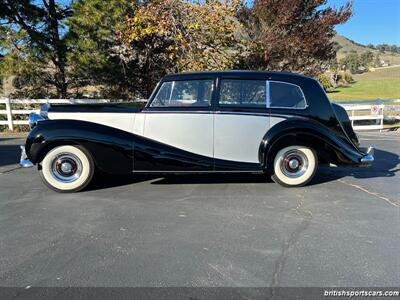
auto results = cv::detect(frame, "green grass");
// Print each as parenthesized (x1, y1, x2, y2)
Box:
(328, 79, 400, 101)
(328, 66, 400, 101)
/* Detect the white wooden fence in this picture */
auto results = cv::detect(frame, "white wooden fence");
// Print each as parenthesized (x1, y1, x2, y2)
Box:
(0, 98, 113, 131)
(0, 97, 394, 131)
(341, 104, 384, 131)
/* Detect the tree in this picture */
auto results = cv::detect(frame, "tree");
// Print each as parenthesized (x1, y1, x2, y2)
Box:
(373, 53, 381, 67)
(327, 57, 339, 87)
(360, 50, 373, 67)
(120, 0, 247, 97)
(339, 52, 360, 73)
(0, 0, 71, 97)
(332, 41, 342, 52)
(376, 44, 388, 53)
(1, 0, 354, 99)
(66, 0, 137, 98)
(366, 43, 375, 49)
(239, 0, 352, 75)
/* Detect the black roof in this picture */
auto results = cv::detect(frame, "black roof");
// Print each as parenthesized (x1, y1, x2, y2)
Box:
(163, 70, 311, 81)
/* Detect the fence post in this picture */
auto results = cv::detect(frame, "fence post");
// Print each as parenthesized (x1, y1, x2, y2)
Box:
(5, 97, 14, 131)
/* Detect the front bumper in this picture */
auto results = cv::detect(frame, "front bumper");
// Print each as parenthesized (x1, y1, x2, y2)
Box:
(359, 145, 375, 166)
(19, 145, 33, 168)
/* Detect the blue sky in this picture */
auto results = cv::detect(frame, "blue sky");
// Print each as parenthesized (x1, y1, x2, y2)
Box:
(328, 0, 400, 45)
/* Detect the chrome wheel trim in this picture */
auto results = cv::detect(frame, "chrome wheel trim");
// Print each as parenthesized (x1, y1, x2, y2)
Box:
(280, 150, 308, 178)
(51, 153, 83, 183)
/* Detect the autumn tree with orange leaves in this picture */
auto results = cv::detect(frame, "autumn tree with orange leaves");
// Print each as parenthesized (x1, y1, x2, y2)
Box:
(118, 0, 352, 97)
(119, 0, 248, 96)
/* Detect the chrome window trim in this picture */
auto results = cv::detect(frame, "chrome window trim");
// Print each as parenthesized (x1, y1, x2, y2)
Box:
(132, 170, 264, 173)
(168, 81, 175, 105)
(267, 80, 308, 110)
(149, 79, 214, 108)
(266, 80, 270, 108)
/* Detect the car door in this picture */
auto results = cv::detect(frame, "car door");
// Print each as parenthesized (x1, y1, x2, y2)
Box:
(213, 78, 270, 167)
(135, 78, 215, 171)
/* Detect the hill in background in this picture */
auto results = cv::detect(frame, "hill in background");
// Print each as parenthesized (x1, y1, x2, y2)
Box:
(333, 35, 400, 65)
(327, 35, 400, 101)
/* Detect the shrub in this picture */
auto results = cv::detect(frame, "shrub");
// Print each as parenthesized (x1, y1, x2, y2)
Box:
(317, 73, 333, 91)
(343, 71, 354, 83)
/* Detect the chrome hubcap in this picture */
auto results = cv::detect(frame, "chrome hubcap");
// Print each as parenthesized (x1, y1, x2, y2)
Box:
(51, 153, 82, 183)
(280, 150, 308, 178)
(288, 159, 299, 169)
(60, 162, 73, 173)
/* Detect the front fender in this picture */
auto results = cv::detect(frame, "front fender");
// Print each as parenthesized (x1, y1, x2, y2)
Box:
(26, 119, 134, 174)
(259, 119, 365, 169)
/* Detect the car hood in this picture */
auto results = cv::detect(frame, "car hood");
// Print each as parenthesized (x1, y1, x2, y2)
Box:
(48, 102, 145, 114)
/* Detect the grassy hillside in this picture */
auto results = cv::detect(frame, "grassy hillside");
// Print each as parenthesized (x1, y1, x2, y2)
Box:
(333, 35, 400, 65)
(328, 66, 400, 101)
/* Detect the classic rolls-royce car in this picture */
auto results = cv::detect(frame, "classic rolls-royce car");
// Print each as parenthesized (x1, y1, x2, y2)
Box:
(20, 71, 374, 192)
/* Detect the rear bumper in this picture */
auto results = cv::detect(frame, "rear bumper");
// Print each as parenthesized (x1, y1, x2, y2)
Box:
(359, 145, 375, 167)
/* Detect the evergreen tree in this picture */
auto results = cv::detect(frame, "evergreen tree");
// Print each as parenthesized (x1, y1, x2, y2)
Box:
(66, 0, 137, 98)
(0, 0, 71, 97)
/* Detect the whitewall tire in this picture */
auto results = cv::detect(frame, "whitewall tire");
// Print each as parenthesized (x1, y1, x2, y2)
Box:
(271, 145, 317, 187)
(39, 145, 94, 193)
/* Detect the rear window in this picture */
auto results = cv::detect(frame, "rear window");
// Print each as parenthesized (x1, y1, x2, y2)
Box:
(269, 81, 307, 109)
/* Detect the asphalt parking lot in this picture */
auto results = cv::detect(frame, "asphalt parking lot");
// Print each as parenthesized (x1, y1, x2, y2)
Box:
(0, 132, 399, 290)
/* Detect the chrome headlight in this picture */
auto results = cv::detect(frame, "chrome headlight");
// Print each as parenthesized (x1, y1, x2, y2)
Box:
(28, 112, 45, 129)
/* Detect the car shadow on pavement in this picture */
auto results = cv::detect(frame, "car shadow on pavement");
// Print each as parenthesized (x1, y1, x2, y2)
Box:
(310, 148, 400, 185)
(150, 173, 272, 185)
(88, 173, 158, 191)
(88, 149, 399, 190)
(88, 173, 273, 191)
(0, 143, 21, 167)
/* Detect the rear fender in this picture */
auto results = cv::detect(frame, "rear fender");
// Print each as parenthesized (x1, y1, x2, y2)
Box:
(259, 119, 364, 170)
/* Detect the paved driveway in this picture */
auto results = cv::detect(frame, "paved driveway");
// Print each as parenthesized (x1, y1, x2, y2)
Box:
(0, 132, 399, 289)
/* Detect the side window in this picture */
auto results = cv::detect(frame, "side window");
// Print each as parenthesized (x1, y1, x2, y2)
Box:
(269, 81, 307, 109)
(219, 79, 266, 108)
(150, 79, 213, 107)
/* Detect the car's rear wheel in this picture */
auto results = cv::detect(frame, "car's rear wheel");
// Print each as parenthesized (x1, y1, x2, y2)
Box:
(39, 145, 94, 193)
(271, 145, 317, 187)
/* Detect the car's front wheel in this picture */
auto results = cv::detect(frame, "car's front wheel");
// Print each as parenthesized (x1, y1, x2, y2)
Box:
(39, 145, 94, 193)
(271, 145, 317, 187)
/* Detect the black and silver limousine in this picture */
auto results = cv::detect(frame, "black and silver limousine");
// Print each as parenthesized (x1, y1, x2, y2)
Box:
(20, 71, 374, 192)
